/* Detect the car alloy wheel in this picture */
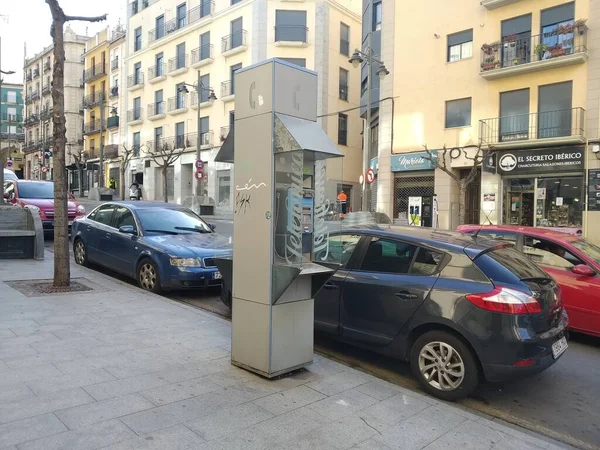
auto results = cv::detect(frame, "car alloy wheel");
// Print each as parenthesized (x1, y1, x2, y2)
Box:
(139, 263, 157, 291)
(74, 240, 87, 266)
(418, 341, 465, 391)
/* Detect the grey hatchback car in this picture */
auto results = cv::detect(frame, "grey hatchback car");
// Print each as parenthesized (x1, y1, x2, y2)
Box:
(222, 226, 569, 400)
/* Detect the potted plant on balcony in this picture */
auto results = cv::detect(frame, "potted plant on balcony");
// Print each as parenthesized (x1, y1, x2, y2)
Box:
(481, 41, 500, 55)
(548, 45, 567, 58)
(481, 56, 499, 71)
(575, 19, 587, 35)
(504, 34, 518, 46)
(535, 43, 549, 60)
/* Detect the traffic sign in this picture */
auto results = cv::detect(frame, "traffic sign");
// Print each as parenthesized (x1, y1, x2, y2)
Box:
(195, 160, 204, 170)
(41, 166, 48, 173)
(194, 170, 204, 181)
(5, 161, 12, 168)
(366, 168, 375, 184)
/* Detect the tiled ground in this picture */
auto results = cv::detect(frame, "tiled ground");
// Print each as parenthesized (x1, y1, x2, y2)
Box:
(0, 258, 571, 450)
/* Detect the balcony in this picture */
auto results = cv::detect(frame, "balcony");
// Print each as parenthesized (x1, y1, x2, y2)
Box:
(44, 61, 51, 73)
(221, 30, 247, 56)
(168, 55, 189, 76)
(127, 73, 145, 91)
(1, 113, 23, 123)
(147, 135, 190, 153)
(104, 144, 119, 159)
(186, 131, 213, 148)
(147, 101, 166, 120)
(148, 63, 167, 83)
(24, 114, 39, 126)
(220, 80, 234, 101)
(28, 90, 40, 102)
(26, 73, 32, 82)
(480, 24, 588, 80)
(274, 25, 308, 47)
(220, 126, 230, 142)
(83, 119, 106, 135)
(33, 69, 40, 79)
(147, 1, 214, 45)
(109, 86, 119, 98)
(82, 92, 105, 109)
(111, 58, 119, 72)
(127, 108, 144, 125)
(42, 84, 51, 95)
(40, 108, 52, 121)
(481, 0, 524, 9)
(107, 115, 120, 129)
(479, 107, 586, 149)
(191, 44, 214, 68)
(167, 96, 188, 115)
(190, 90, 215, 109)
(83, 62, 107, 83)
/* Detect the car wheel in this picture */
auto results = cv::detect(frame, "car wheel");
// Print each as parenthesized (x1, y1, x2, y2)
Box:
(410, 330, 479, 401)
(137, 258, 162, 294)
(73, 238, 89, 267)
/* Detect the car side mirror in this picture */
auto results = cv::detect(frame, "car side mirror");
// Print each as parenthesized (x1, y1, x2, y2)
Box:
(572, 264, 595, 277)
(208, 223, 216, 231)
(119, 225, 136, 235)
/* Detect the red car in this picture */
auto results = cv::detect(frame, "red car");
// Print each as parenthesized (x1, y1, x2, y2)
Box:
(458, 225, 600, 337)
(3, 180, 85, 232)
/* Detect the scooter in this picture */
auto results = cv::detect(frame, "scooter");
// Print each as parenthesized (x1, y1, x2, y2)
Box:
(129, 185, 142, 201)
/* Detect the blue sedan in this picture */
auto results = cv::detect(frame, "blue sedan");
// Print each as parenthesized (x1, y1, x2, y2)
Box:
(71, 201, 231, 293)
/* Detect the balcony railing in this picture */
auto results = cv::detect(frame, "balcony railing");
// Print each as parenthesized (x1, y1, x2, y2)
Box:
(107, 115, 120, 129)
(127, 73, 145, 88)
(147, 101, 166, 117)
(146, 134, 191, 152)
(42, 84, 51, 95)
(148, 1, 214, 44)
(339, 85, 348, 101)
(479, 107, 586, 145)
(24, 114, 39, 126)
(220, 126, 230, 142)
(40, 108, 52, 121)
(127, 108, 143, 123)
(480, 24, 588, 75)
(168, 55, 189, 73)
(186, 131, 213, 147)
(1, 132, 25, 142)
(274, 25, 308, 43)
(168, 95, 188, 112)
(83, 119, 106, 135)
(148, 63, 166, 81)
(221, 30, 247, 53)
(111, 58, 119, 71)
(191, 44, 213, 65)
(109, 86, 119, 98)
(83, 62, 107, 83)
(221, 80, 234, 98)
(44, 61, 51, 73)
(82, 92, 105, 109)
(26, 73, 32, 82)
(104, 144, 119, 158)
(1, 113, 24, 123)
(190, 89, 215, 107)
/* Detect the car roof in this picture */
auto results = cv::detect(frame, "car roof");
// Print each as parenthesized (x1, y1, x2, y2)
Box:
(99, 201, 187, 210)
(459, 224, 580, 242)
(15, 180, 52, 184)
(337, 225, 497, 254)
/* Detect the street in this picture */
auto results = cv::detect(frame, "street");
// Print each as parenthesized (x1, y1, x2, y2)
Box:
(44, 229, 600, 449)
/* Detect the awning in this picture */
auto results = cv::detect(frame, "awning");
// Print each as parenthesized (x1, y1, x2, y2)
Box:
(214, 113, 343, 163)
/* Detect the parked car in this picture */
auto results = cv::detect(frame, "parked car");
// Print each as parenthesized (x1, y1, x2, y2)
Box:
(3, 168, 18, 181)
(72, 202, 231, 293)
(3, 180, 85, 231)
(222, 226, 568, 400)
(458, 224, 600, 338)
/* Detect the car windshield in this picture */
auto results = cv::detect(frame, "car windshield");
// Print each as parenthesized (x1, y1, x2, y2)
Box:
(137, 208, 212, 234)
(571, 239, 600, 265)
(17, 182, 53, 199)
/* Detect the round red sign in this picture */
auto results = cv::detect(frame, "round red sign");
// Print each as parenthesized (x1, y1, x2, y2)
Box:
(366, 168, 375, 184)
(194, 170, 204, 181)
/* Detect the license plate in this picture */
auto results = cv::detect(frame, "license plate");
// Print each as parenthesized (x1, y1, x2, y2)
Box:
(552, 336, 568, 359)
(212, 272, 222, 280)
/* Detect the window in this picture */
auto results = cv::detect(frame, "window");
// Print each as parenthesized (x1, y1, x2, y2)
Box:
(155, 52, 164, 76)
(523, 236, 582, 269)
(200, 74, 210, 102)
(154, 89, 164, 114)
(176, 3, 187, 29)
(541, 3, 574, 57)
(176, 42, 186, 69)
(133, 132, 140, 156)
(538, 81, 573, 139)
(339, 68, 349, 101)
(370, 122, 378, 160)
(231, 0, 242, 4)
(359, 238, 417, 274)
(318, 234, 361, 268)
(175, 122, 185, 148)
(134, 62, 142, 84)
(200, 116, 209, 144)
(6, 91, 16, 103)
(200, 32, 211, 60)
(340, 23, 350, 56)
(91, 205, 115, 226)
(133, 97, 141, 120)
(412, 248, 444, 275)
(176, 82, 185, 108)
(536, 176, 583, 228)
(373, 1, 382, 31)
(338, 113, 348, 145)
(113, 206, 136, 229)
(275, 10, 307, 42)
(230, 63, 242, 94)
(445, 98, 471, 128)
(155, 15, 165, 39)
(231, 17, 243, 48)
(447, 29, 473, 62)
(500, 88, 530, 141)
(501, 14, 532, 67)
(154, 127, 163, 151)
(134, 27, 142, 51)
(279, 58, 306, 68)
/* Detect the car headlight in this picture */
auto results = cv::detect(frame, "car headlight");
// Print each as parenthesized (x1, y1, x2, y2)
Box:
(170, 258, 201, 267)
(76, 204, 86, 214)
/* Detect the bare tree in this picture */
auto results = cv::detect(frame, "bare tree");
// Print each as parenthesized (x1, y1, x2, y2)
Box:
(118, 143, 140, 200)
(45, 0, 106, 287)
(146, 138, 189, 203)
(422, 144, 492, 226)
(66, 144, 87, 198)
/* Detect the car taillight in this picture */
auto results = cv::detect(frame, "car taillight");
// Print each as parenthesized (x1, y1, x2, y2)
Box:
(466, 287, 542, 315)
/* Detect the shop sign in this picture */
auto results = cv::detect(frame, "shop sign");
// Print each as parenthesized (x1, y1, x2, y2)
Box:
(391, 151, 437, 173)
(497, 147, 584, 175)
(587, 169, 600, 212)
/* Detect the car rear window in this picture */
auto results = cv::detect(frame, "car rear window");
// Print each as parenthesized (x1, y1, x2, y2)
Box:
(473, 246, 548, 285)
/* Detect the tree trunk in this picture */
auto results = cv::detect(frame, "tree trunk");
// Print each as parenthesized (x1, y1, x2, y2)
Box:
(48, 10, 70, 287)
(458, 182, 467, 226)
(120, 166, 126, 200)
(163, 166, 168, 203)
(78, 165, 84, 198)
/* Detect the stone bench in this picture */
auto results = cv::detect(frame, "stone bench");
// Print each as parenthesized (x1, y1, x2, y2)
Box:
(0, 206, 44, 260)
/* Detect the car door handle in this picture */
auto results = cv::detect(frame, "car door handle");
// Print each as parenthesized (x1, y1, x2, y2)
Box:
(323, 282, 339, 290)
(395, 291, 418, 300)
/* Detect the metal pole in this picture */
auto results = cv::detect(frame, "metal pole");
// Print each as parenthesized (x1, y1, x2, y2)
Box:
(0, 37, 4, 191)
(195, 69, 202, 197)
(99, 93, 105, 187)
(362, 31, 373, 212)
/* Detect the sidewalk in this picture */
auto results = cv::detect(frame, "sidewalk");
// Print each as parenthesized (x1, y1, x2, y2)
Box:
(0, 258, 571, 450)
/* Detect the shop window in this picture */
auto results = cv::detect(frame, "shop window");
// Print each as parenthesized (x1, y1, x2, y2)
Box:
(447, 29, 473, 62)
(536, 176, 582, 229)
(523, 236, 582, 268)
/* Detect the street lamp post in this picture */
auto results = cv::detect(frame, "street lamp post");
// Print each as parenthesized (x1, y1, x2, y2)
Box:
(0, 35, 17, 195)
(349, 32, 389, 212)
(179, 70, 217, 197)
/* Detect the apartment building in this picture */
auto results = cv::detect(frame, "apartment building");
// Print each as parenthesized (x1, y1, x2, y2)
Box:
(1, 83, 25, 178)
(125, 0, 362, 208)
(82, 26, 127, 193)
(23, 26, 86, 182)
(366, 0, 599, 241)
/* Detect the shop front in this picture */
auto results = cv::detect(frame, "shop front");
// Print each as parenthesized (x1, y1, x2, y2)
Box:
(496, 146, 584, 235)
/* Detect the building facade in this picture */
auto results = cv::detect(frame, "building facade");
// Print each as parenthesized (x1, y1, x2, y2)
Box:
(1, 83, 25, 178)
(23, 26, 86, 182)
(366, 0, 600, 241)
(125, 0, 362, 210)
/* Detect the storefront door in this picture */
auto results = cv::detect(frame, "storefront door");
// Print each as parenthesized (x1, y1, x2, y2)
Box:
(506, 191, 534, 226)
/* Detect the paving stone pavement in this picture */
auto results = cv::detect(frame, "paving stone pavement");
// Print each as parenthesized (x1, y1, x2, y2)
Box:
(0, 258, 574, 450)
